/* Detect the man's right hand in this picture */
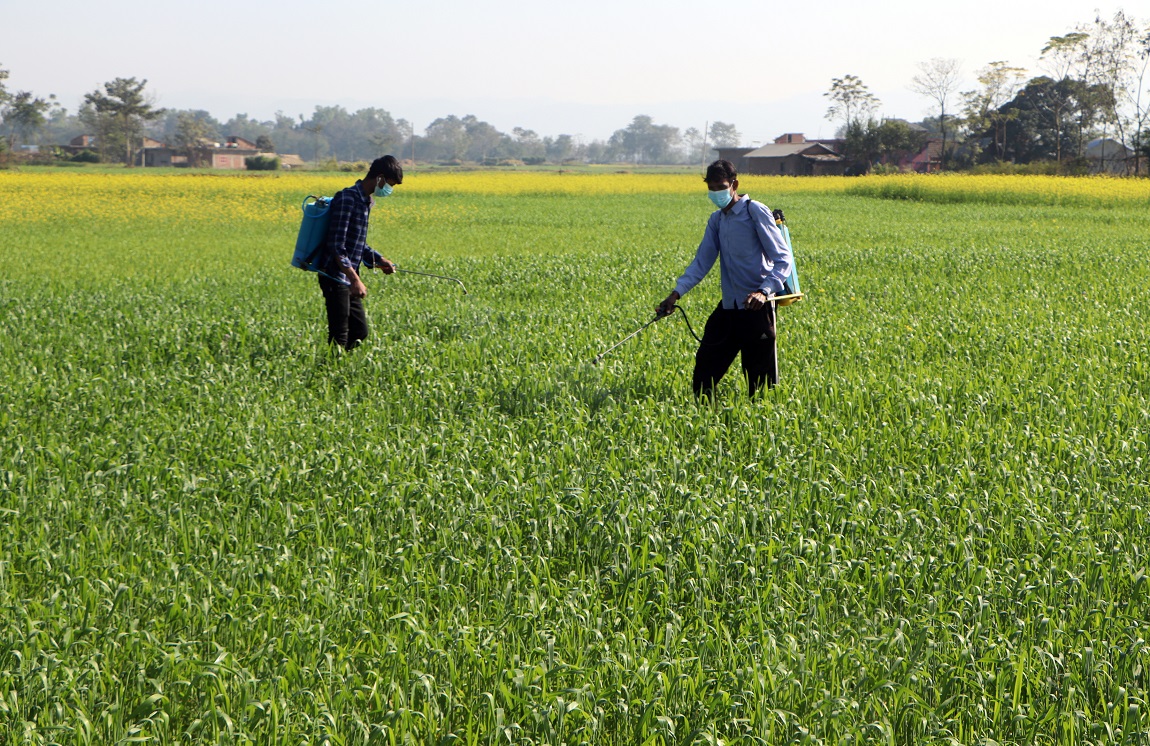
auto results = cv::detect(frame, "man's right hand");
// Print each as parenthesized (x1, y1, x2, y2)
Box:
(351, 278, 368, 299)
(657, 291, 680, 316)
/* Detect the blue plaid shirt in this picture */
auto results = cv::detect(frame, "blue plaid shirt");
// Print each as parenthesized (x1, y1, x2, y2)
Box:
(325, 181, 383, 272)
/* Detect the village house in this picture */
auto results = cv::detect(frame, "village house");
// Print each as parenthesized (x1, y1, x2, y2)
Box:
(61, 134, 301, 169)
(903, 138, 942, 173)
(716, 134, 846, 176)
(1086, 137, 1137, 175)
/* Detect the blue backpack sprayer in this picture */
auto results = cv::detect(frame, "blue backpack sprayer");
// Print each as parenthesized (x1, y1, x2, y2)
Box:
(291, 194, 468, 293)
(291, 195, 347, 283)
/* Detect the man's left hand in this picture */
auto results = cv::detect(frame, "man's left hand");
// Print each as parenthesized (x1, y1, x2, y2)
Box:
(378, 258, 396, 275)
(745, 291, 770, 310)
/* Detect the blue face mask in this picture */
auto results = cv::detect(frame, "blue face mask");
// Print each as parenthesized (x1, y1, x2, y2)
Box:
(374, 181, 393, 198)
(708, 188, 733, 209)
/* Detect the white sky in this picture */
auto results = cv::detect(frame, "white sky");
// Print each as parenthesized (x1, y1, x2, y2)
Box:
(1, 0, 1137, 144)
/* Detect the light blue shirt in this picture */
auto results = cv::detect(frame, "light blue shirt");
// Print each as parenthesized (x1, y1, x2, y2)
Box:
(674, 196, 793, 309)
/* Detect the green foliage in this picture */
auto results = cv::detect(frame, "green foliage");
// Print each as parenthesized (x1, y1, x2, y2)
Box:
(824, 74, 881, 133)
(69, 149, 100, 163)
(171, 111, 219, 167)
(966, 160, 1078, 176)
(2, 90, 56, 149)
(843, 118, 926, 172)
(607, 115, 681, 164)
(1, 173, 1148, 745)
(82, 76, 164, 165)
(868, 162, 902, 175)
(244, 155, 280, 171)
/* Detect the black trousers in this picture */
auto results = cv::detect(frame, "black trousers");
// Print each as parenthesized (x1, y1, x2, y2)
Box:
(692, 301, 778, 397)
(318, 273, 368, 350)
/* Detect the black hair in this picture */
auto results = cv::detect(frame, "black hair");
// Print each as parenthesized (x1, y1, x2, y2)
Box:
(703, 159, 737, 183)
(367, 155, 403, 184)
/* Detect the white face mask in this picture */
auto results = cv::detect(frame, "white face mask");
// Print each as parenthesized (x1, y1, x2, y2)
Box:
(374, 180, 393, 198)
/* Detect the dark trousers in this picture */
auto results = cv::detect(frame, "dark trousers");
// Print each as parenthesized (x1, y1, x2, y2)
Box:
(319, 274, 368, 350)
(692, 301, 778, 397)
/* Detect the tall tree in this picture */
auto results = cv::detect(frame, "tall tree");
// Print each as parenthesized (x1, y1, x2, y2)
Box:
(83, 77, 163, 166)
(512, 127, 545, 161)
(910, 59, 962, 169)
(708, 121, 741, 148)
(1130, 23, 1150, 174)
(2, 90, 56, 150)
(40, 102, 82, 151)
(1040, 33, 1090, 162)
(842, 117, 882, 171)
(307, 106, 352, 161)
(545, 134, 574, 163)
(0, 64, 9, 156)
(607, 115, 680, 164)
(824, 75, 880, 134)
(341, 107, 397, 161)
(682, 127, 706, 165)
(839, 118, 925, 172)
(265, 112, 309, 161)
(396, 119, 415, 163)
(223, 113, 275, 145)
(171, 111, 218, 167)
(425, 115, 470, 161)
(1083, 11, 1141, 172)
(462, 115, 503, 162)
(996, 76, 1100, 164)
(608, 116, 649, 162)
(962, 61, 1028, 161)
(151, 108, 221, 144)
(875, 119, 928, 167)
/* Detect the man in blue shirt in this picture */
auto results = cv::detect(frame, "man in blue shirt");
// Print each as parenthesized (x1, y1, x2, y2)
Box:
(657, 159, 793, 396)
(320, 155, 402, 350)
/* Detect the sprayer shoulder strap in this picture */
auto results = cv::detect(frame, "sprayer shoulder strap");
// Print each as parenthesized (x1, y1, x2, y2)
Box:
(742, 198, 774, 262)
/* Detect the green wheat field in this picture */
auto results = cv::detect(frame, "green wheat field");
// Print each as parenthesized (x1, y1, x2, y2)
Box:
(1, 169, 1148, 745)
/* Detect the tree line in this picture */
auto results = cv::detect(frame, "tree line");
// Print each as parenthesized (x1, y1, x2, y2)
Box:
(826, 10, 1150, 174)
(0, 70, 742, 168)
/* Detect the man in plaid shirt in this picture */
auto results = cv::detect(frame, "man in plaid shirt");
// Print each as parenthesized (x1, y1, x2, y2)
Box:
(320, 155, 403, 349)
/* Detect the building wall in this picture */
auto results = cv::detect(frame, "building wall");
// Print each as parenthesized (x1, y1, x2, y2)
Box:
(142, 149, 174, 167)
(212, 152, 255, 169)
(714, 147, 755, 173)
(744, 154, 807, 175)
(810, 160, 846, 176)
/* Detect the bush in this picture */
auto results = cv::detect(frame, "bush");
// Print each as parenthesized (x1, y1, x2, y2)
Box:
(338, 161, 370, 173)
(523, 156, 546, 166)
(869, 162, 903, 175)
(70, 150, 101, 163)
(245, 155, 280, 171)
(967, 159, 1089, 177)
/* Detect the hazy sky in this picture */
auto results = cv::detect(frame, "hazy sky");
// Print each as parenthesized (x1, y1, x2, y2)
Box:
(2, 0, 1136, 145)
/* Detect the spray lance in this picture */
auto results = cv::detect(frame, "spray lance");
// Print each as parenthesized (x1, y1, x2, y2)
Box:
(594, 208, 804, 364)
(592, 304, 702, 365)
(365, 257, 468, 294)
(391, 266, 468, 294)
